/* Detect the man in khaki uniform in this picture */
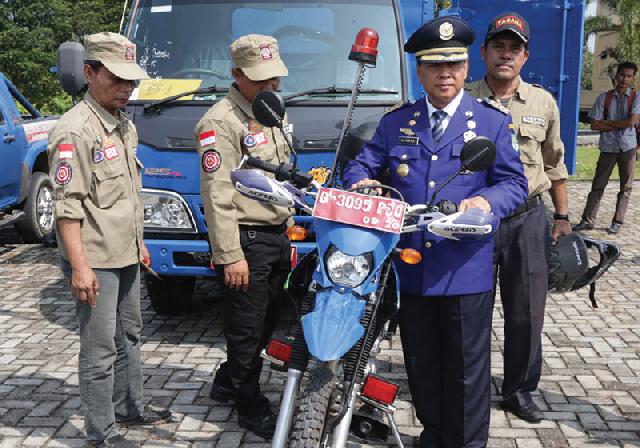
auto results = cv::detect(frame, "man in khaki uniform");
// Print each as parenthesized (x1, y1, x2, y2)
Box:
(196, 34, 291, 438)
(49, 32, 170, 448)
(466, 12, 572, 423)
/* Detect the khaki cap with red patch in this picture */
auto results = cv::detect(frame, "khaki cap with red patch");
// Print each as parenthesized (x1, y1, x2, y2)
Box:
(84, 32, 149, 81)
(230, 34, 288, 81)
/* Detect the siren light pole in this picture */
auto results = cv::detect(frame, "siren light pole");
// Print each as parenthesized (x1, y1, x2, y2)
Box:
(327, 28, 379, 188)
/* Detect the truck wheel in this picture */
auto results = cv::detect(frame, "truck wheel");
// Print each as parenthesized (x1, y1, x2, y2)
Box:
(15, 172, 55, 243)
(145, 274, 195, 315)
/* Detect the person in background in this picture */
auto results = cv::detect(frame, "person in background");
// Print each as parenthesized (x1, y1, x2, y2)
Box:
(574, 61, 640, 235)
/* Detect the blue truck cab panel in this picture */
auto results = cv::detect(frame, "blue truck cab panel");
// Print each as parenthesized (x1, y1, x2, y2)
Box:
(0, 73, 57, 241)
(120, 0, 584, 312)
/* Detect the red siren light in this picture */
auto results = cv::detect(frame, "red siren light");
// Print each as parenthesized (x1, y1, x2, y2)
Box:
(349, 28, 379, 66)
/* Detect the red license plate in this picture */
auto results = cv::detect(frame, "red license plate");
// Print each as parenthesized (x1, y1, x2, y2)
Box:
(312, 188, 405, 234)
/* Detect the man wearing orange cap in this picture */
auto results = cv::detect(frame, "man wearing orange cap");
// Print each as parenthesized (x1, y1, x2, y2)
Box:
(49, 32, 171, 448)
(196, 34, 292, 439)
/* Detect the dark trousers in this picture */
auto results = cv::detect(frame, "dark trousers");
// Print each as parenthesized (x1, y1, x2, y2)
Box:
(399, 291, 493, 448)
(581, 147, 637, 225)
(214, 227, 290, 417)
(494, 202, 550, 406)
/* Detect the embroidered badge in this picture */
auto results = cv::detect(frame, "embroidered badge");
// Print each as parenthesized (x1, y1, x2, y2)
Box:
(522, 116, 546, 127)
(463, 130, 476, 142)
(398, 136, 419, 145)
(54, 162, 72, 185)
(512, 134, 520, 152)
(253, 131, 268, 146)
(93, 149, 105, 163)
(58, 143, 75, 159)
(125, 44, 135, 61)
(244, 134, 257, 148)
(199, 130, 217, 147)
(202, 149, 222, 173)
(103, 141, 119, 160)
(260, 44, 273, 60)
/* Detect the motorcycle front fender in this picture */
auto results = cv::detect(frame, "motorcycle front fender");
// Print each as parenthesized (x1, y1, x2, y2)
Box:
(302, 289, 365, 361)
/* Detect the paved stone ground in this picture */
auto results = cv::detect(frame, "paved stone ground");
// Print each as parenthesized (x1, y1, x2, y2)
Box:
(0, 181, 639, 448)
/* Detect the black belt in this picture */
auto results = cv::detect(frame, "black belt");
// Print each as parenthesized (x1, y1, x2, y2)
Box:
(239, 222, 288, 234)
(504, 194, 542, 220)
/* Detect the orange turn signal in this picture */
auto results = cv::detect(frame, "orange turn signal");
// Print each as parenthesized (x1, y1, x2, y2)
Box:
(286, 225, 309, 241)
(399, 248, 422, 265)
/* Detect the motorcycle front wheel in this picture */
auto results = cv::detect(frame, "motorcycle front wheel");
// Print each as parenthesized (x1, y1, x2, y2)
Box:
(289, 363, 338, 447)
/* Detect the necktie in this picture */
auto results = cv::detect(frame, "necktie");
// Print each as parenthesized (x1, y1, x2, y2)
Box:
(431, 110, 447, 144)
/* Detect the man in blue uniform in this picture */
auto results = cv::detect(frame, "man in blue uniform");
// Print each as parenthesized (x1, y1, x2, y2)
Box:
(343, 16, 528, 448)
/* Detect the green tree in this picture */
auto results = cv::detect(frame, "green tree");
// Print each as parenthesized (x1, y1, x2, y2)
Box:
(584, 0, 640, 78)
(582, 48, 593, 90)
(0, 0, 124, 114)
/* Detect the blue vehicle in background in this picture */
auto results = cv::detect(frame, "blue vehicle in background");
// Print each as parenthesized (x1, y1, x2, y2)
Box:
(0, 73, 57, 243)
(57, 0, 585, 315)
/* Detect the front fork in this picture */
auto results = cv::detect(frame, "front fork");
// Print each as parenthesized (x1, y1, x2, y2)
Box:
(272, 368, 303, 448)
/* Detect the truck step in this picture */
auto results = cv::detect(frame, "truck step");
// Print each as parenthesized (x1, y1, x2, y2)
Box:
(0, 210, 24, 229)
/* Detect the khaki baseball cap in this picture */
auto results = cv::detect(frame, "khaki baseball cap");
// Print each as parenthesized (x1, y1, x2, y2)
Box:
(84, 32, 149, 81)
(231, 34, 288, 81)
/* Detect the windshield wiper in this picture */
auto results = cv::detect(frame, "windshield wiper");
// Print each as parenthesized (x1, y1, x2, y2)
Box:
(283, 86, 398, 102)
(143, 85, 228, 113)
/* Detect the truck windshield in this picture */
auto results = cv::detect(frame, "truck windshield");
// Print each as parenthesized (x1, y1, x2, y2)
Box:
(126, 0, 402, 102)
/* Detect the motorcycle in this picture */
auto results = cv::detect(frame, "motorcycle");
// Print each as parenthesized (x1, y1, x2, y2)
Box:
(230, 101, 500, 447)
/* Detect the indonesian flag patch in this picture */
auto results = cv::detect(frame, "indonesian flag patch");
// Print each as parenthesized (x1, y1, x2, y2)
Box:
(199, 130, 217, 147)
(54, 162, 72, 185)
(58, 143, 74, 159)
(202, 149, 222, 173)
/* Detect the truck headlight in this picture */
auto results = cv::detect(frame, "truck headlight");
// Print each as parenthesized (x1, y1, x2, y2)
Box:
(325, 246, 373, 288)
(141, 188, 196, 233)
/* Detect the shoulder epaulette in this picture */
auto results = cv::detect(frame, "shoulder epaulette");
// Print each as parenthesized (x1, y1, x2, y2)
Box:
(384, 100, 414, 116)
(480, 97, 509, 115)
(531, 83, 544, 89)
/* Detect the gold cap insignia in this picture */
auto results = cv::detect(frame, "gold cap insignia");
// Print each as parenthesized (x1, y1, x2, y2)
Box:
(439, 22, 454, 41)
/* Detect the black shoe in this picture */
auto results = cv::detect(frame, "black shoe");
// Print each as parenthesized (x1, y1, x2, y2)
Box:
(573, 221, 594, 232)
(116, 405, 172, 426)
(238, 411, 277, 439)
(501, 400, 543, 423)
(86, 435, 139, 447)
(209, 381, 237, 403)
(607, 222, 622, 234)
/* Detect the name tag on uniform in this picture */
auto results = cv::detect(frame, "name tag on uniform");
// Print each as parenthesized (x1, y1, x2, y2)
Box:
(522, 116, 546, 126)
(398, 136, 419, 145)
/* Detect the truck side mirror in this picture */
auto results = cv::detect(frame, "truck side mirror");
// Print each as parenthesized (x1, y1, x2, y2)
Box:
(57, 41, 87, 97)
(460, 137, 496, 172)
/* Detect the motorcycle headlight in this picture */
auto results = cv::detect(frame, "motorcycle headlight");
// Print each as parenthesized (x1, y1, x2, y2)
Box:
(325, 246, 373, 288)
(141, 188, 196, 233)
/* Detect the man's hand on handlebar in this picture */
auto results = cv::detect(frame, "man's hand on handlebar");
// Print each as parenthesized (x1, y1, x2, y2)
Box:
(459, 196, 491, 213)
(351, 178, 383, 196)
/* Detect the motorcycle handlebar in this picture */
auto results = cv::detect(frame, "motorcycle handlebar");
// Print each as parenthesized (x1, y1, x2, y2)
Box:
(244, 155, 314, 188)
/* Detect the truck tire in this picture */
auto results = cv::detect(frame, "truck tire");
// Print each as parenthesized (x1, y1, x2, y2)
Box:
(145, 274, 195, 315)
(15, 172, 55, 243)
(290, 364, 337, 447)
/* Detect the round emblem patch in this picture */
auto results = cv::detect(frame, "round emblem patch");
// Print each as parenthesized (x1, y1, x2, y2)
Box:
(202, 150, 221, 173)
(439, 22, 454, 41)
(243, 134, 257, 148)
(93, 149, 105, 163)
(55, 162, 72, 185)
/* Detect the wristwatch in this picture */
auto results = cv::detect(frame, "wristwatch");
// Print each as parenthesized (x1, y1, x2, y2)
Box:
(553, 213, 569, 221)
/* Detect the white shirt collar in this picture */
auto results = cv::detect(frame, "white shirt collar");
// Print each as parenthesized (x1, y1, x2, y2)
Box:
(426, 88, 464, 118)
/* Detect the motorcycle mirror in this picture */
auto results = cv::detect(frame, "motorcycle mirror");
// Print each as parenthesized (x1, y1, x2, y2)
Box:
(460, 137, 496, 172)
(252, 91, 286, 128)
